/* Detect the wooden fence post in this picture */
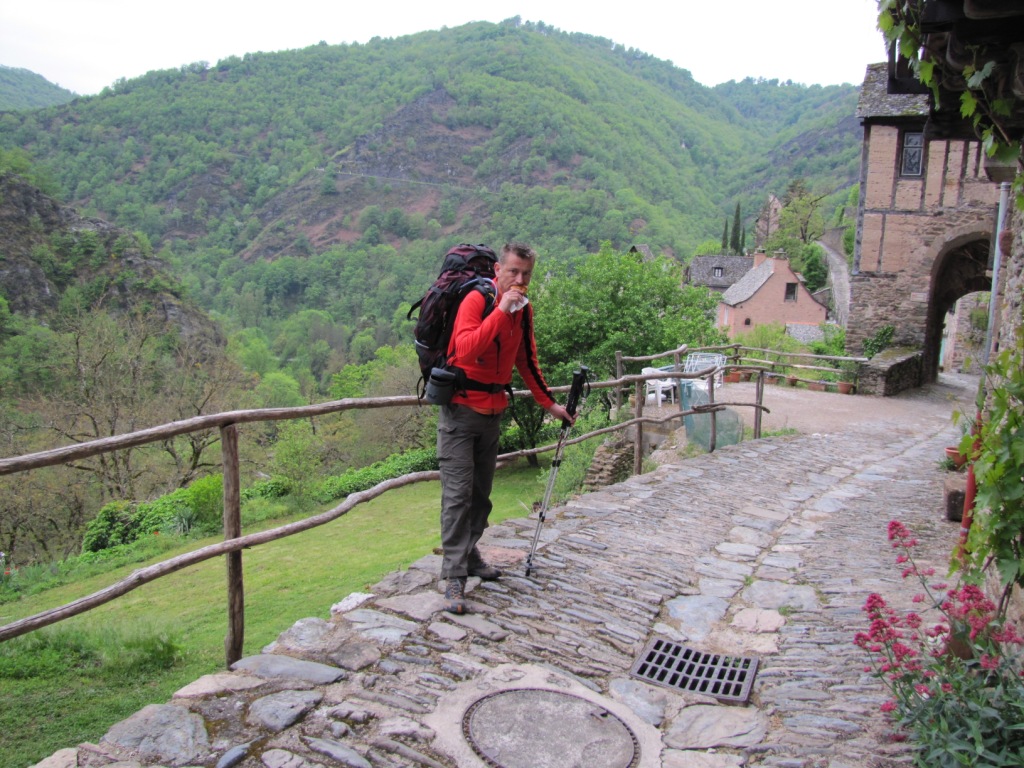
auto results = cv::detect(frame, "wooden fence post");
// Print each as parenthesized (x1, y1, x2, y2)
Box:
(221, 424, 244, 667)
(754, 371, 764, 439)
(708, 376, 718, 453)
(615, 351, 624, 413)
(673, 351, 684, 414)
(633, 380, 644, 475)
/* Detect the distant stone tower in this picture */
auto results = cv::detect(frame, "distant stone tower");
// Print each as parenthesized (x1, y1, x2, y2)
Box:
(754, 195, 782, 248)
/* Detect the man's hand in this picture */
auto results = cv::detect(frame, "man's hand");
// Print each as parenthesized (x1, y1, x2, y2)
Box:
(548, 403, 575, 425)
(498, 288, 528, 314)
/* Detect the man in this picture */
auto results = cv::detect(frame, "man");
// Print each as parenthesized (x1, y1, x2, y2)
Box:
(438, 242, 574, 614)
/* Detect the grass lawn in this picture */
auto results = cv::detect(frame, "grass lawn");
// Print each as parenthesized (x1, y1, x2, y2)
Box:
(0, 460, 547, 768)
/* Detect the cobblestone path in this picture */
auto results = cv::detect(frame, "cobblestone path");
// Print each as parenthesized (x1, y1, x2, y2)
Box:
(36, 377, 973, 768)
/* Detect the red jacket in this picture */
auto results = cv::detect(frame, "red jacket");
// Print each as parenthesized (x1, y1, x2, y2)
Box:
(448, 288, 554, 412)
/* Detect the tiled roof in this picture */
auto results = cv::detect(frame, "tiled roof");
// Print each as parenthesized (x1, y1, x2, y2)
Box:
(721, 259, 774, 306)
(629, 244, 656, 262)
(856, 62, 930, 120)
(687, 254, 754, 290)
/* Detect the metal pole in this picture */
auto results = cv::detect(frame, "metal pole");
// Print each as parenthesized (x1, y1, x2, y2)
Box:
(525, 367, 589, 577)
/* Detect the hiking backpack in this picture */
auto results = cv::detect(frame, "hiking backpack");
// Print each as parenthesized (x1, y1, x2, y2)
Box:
(408, 243, 499, 391)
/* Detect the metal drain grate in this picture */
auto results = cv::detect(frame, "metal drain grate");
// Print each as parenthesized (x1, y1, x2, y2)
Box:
(630, 638, 758, 704)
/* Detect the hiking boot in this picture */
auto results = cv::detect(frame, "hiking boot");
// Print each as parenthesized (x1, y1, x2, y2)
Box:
(468, 552, 502, 581)
(444, 576, 467, 614)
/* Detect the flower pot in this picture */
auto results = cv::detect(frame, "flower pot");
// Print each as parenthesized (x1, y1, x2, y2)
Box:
(945, 446, 968, 469)
(837, 381, 854, 395)
(724, 372, 741, 383)
(786, 376, 798, 387)
(808, 381, 826, 392)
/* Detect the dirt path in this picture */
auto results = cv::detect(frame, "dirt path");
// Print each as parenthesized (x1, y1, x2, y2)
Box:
(726, 371, 978, 436)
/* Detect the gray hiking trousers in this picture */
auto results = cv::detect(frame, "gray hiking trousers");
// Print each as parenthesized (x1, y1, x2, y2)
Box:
(437, 404, 502, 579)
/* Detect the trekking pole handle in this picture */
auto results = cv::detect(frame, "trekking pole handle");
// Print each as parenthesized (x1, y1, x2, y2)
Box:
(562, 366, 590, 428)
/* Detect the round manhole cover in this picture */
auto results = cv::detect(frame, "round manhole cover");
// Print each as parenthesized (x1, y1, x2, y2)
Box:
(463, 688, 639, 768)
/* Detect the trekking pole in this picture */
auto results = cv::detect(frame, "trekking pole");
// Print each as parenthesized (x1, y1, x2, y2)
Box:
(525, 366, 590, 577)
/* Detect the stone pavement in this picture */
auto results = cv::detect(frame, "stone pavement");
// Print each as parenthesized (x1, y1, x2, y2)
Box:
(36, 376, 975, 768)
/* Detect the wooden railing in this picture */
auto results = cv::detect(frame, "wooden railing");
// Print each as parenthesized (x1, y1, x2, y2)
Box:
(735, 347, 868, 388)
(0, 347, 774, 659)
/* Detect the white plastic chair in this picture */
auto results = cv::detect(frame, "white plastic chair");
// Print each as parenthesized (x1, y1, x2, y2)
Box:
(683, 353, 726, 390)
(642, 367, 676, 404)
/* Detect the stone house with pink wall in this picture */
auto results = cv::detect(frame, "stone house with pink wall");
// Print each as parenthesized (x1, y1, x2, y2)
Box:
(716, 250, 827, 338)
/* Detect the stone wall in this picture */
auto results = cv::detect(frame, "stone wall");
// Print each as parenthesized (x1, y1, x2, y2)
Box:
(856, 347, 923, 396)
(943, 292, 988, 374)
(584, 440, 634, 491)
(996, 209, 1023, 356)
(993, 209, 1024, 629)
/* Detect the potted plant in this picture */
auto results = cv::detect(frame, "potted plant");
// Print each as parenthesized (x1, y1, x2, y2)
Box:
(944, 445, 967, 469)
(808, 380, 826, 392)
(723, 369, 741, 384)
(839, 360, 859, 395)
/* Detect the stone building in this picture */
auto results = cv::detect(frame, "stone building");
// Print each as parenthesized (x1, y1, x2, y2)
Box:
(754, 194, 783, 248)
(717, 250, 827, 338)
(684, 253, 753, 293)
(850, 62, 1000, 382)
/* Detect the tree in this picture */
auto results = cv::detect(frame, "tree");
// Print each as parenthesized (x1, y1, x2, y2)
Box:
(520, 243, 722, 457)
(730, 203, 742, 254)
(798, 244, 828, 294)
(253, 371, 304, 409)
(693, 239, 724, 257)
(327, 344, 431, 465)
(532, 242, 724, 386)
(777, 179, 827, 245)
(721, 218, 729, 251)
(29, 311, 174, 502)
(158, 339, 248, 489)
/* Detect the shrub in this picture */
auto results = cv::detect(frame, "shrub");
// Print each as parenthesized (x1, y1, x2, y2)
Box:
(312, 448, 438, 504)
(183, 474, 224, 532)
(863, 325, 895, 358)
(132, 490, 193, 537)
(241, 477, 293, 502)
(81, 501, 136, 553)
(81, 475, 225, 554)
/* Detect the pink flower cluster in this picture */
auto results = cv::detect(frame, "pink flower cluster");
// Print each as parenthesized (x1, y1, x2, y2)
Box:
(854, 520, 1024, 717)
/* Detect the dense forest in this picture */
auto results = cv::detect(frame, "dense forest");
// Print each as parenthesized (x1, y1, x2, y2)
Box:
(0, 18, 866, 565)
(0, 65, 77, 111)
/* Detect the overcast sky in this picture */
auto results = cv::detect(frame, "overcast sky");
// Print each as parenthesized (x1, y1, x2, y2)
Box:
(1, 1, 887, 96)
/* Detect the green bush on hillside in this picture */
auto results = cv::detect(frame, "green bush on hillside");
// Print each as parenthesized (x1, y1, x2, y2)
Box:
(311, 448, 438, 504)
(241, 477, 293, 502)
(81, 474, 225, 553)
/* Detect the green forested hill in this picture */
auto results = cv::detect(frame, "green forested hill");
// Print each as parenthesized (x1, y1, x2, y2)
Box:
(0, 65, 77, 111)
(0, 21, 858, 257)
(0, 18, 862, 376)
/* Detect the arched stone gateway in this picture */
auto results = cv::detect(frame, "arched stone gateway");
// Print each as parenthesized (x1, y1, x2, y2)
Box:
(850, 63, 1002, 386)
(925, 233, 992, 381)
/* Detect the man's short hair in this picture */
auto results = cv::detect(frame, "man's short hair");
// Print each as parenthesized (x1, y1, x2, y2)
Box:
(501, 242, 537, 263)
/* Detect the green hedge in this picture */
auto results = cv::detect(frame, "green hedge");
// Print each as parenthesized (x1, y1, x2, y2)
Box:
(311, 448, 438, 504)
